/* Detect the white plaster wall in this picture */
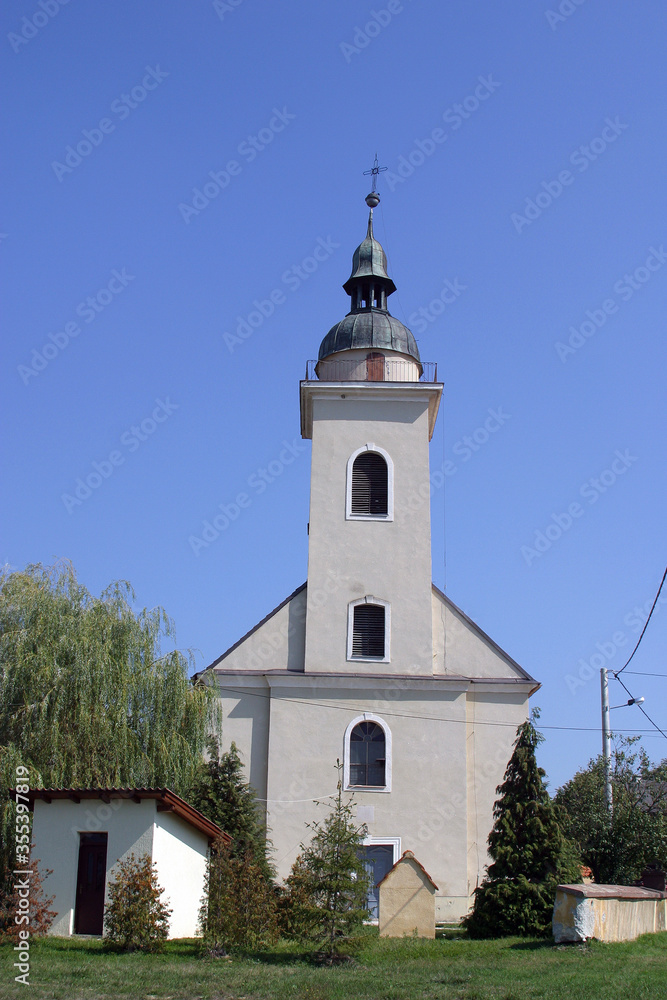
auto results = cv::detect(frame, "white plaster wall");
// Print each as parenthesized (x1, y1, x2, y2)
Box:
(215, 587, 306, 674)
(315, 349, 421, 382)
(32, 797, 155, 937)
(152, 812, 209, 938)
(216, 679, 271, 803)
(261, 681, 471, 910)
(305, 393, 434, 676)
(432, 590, 526, 679)
(465, 690, 529, 904)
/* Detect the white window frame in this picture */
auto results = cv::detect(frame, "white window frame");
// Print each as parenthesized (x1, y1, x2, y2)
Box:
(347, 596, 390, 663)
(346, 443, 394, 521)
(343, 713, 392, 792)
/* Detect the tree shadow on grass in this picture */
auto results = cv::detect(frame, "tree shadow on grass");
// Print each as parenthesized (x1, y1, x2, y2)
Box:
(237, 949, 353, 966)
(508, 939, 557, 951)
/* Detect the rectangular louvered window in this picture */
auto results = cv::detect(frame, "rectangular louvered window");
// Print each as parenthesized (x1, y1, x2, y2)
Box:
(352, 603, 385, 658)
(351, 453, 388, 515)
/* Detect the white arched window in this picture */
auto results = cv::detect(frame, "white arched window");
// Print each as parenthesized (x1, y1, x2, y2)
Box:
(346, 444, 394, 521)
(343, 714, 392, 792)
(347, 597, 390, 662)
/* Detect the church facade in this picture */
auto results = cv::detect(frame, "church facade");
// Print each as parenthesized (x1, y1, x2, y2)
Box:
(198, 189, 538, 922)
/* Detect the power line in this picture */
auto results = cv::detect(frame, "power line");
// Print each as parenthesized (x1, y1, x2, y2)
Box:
(623, 671, 667, 678)
(213, 682, 664, 737)
(615, 565, 667, 677)
(613, 673, 667, 741)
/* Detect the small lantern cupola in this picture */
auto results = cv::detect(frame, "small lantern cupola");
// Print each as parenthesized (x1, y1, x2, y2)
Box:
(317, 186, 421, 372)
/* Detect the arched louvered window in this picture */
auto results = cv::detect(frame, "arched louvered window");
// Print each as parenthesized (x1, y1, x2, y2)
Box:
(349, 721, 386, 786)
(351, 452, 388, 516)
(352, 603, 385, 658)
(348, 597, 390, 661)
(346, 445, 394, 522)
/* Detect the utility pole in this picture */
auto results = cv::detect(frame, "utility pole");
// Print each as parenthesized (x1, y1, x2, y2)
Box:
(600, 667, 613, 814)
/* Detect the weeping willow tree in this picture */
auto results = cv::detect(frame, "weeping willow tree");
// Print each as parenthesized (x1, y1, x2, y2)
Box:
(0, 561, 219, 901)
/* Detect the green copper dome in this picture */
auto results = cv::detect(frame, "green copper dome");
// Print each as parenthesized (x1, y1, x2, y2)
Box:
(318, 206, 421, 364)
(318, 311, 420, 360)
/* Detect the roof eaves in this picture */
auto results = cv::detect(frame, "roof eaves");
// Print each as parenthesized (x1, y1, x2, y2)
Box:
(14, 787, 229, 844)
(377, 850, 439, 890)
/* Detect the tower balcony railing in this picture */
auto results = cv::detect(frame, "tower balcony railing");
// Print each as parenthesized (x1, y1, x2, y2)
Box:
(305, 359, 438, 383)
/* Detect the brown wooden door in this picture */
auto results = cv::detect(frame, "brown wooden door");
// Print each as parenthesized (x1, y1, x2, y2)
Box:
(74, 833, 108, 935)
(366, 352, 385, 381)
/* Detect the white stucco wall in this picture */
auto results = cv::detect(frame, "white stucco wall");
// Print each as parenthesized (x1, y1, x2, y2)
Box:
(31, 797, 210, 939)
(152, 811, 209, 938)
(32, 797, 155, 937)
(432, 590, 528, 680)
(304, 391, 436, 677)
(215, 668, 531, 923)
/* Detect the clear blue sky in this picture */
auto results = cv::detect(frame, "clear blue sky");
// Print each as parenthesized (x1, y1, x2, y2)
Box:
(2, 0, 666, 792)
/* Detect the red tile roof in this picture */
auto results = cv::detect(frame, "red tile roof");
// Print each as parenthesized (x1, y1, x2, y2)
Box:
(13, 787, 229, 844)
(377, 850, 439, 890)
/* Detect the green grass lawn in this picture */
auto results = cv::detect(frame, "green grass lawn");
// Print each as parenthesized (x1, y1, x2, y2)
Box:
(2, 930, 666, 1000)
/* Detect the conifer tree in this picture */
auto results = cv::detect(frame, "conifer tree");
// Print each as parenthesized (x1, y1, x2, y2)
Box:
(199, 836, 278, 954)
(281, 761, 370, 958)
(189, 739, 274, 881)
(464, 718, 580, 938)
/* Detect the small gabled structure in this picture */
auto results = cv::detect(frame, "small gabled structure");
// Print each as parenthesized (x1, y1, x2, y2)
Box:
(377, 850, 439, 938)
(23, 788, 228, 939)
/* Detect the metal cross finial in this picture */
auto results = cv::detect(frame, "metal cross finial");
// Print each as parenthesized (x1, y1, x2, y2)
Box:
(363, 153, 388, 193)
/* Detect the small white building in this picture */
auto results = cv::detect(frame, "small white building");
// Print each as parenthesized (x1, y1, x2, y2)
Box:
(27, 788, 226, 938)
(196, 189, 539, 922)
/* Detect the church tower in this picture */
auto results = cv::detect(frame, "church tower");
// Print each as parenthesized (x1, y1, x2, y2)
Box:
(300, 189, 442, 677)
(201, 178, 538, 923)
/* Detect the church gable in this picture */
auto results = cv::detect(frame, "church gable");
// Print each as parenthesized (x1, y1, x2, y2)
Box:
(202, 583, 307, 675)
(431, 585, 536, 684)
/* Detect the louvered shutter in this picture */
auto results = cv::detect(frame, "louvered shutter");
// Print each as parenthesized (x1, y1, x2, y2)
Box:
(352, 603, 385, 658)
(351, 453, 388, 515)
